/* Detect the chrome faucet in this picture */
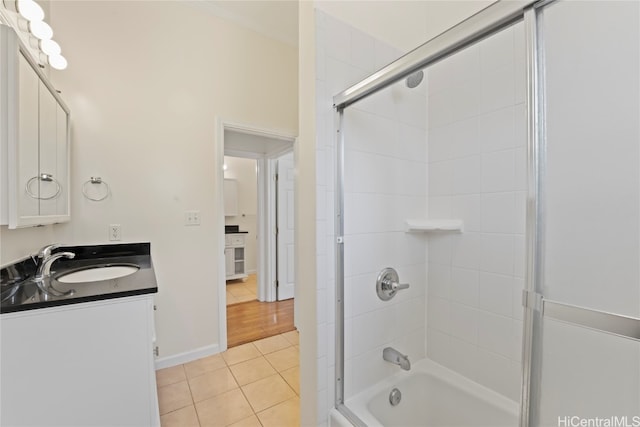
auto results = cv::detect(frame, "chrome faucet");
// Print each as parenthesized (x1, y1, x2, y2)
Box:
(383, 347, 411, 371)
(34, 245, 76, 297)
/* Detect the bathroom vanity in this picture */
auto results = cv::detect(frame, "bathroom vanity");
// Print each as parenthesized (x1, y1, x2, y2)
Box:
(0, 243, 159, 426)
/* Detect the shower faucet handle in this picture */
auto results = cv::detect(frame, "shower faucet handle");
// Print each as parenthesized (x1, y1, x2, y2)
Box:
(376, 267, 410, 301)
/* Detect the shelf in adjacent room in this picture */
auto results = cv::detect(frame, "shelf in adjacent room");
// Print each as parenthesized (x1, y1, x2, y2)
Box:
(405, 219, 464, 233)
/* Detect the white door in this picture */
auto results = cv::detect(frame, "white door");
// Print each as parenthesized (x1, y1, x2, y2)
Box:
(276, 152, 295, 301)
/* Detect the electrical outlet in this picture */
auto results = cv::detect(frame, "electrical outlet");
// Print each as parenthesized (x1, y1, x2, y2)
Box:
(184, 210, 201, 226)
(109, 224, 121, 241)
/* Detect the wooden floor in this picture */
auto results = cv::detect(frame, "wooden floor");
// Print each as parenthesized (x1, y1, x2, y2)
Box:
(227, 299, 295, 348)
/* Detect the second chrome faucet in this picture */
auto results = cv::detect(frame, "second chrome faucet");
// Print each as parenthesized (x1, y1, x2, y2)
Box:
(383, 347, 411, 371)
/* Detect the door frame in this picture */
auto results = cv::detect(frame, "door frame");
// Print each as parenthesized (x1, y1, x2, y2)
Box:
(215, 118, 296, 351)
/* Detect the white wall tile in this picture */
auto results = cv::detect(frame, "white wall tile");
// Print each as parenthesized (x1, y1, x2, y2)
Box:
(512, 320, 523, 362)
(427, 262, 451, 299)
(480, 233, 515, 275)
(478, 106, 517, 153)
(480, 64, 515, 114)
(452, 155, 481, 195)
(428, 125, 453, 162)
(325, 17, 352, 64)
(428, 196, 452, 219)
(481, 192, 516, 234)
(394, 298, 426, 333)
(427, 296, 451, 334)
(397, 123, 428, 162)
(513, 278, 525, 321)
(514, 191, 527, 235)
(427, 234, 453, 265)
(316, 220, 327, 255)
(317, 321, 328, 358)
(449, 303, 479, 344)
(350, 28, 376, 73)
(428, 90, 453, 128)
(480, 26, 515, 74)
(482, 149, 516, 193)
(513, 235, 526, 278)
(426, 327, 452, 366)
(451, 267, 479, 307)
(475, 348, 521, 401)
(351, 307, 395, 356)
(326, 57, 368, 98)
(452, 232, 481, 270)
(428, 160, 453, 196)
(374, 40, 401, 70)
(450, 82, 480, 122)
(343, 108, 397, 157)
(448, 337, 479, 380)
(317, 288, 328, 324)
(449, 117, 479, 159)
(478, 311, 513, 357)
(397, 158, 428, 196)
(396, 89, 428, 129)
(514, 146, 527, 191)
(479, 272, 514, 317)
(451, 195, 481, 232)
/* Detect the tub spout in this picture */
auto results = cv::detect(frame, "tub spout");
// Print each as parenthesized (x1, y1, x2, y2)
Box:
(383, 347, 410, 371)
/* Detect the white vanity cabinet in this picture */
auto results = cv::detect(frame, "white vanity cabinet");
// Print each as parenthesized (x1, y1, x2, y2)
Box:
(0, 295, 160, 426)
(0, 24, 70, 228)
(225, 233, 248, 280)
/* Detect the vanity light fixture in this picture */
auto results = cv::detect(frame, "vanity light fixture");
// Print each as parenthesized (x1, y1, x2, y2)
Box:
(16, 0, 43, 21)
(47, 53, 67, 70)
(28, 19, 52, 40)
(1, 0, 68, 69)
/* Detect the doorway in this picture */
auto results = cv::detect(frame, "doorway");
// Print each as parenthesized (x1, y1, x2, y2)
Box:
(217, 121, 297, 350)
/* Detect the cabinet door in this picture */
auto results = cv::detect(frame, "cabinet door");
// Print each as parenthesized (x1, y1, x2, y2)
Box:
(17, 52, 39, 217)
(225, 248, 234, 277)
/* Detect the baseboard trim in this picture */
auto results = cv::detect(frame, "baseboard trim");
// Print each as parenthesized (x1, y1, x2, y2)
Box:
(154, 343, 222, 370)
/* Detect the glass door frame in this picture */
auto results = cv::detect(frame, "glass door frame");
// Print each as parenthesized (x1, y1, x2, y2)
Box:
(523, 1, 640, 425)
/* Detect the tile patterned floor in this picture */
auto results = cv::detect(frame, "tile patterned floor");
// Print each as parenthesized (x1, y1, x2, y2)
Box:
(157, 330, 300, 427)
(226, 274, 258, 305)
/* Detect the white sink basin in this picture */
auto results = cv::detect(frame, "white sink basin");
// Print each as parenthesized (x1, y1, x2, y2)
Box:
(57, 265, 139, 283)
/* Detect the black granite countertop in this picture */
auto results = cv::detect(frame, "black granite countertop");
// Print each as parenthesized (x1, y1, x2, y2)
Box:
(1, 243, 157, 314)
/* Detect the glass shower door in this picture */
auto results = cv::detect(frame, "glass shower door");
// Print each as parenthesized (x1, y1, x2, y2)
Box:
(529, 1, 640, 425)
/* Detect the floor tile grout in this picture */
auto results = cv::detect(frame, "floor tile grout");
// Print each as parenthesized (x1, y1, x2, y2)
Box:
(158, 330, 299, 427)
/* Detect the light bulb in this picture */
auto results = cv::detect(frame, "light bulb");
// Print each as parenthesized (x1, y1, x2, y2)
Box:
(29, 20, 53, 40)
(223, 163, 228, 171)
(17, 0, 44, 22)
(40, 39, 61, 56)
(48, 54, 67, 70)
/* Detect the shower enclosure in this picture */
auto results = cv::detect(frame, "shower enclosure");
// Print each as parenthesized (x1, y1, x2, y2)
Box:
(331, 0, 640, 425)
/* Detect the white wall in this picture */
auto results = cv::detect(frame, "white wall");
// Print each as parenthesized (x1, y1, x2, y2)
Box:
(29, 1, 298, 362)
(224, 156, 258, 273)
(425, 22, 527, 401)
(0, 225, 56, 265)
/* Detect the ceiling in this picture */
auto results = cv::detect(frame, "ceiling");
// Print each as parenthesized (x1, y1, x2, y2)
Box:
(194, 0, 298, 47)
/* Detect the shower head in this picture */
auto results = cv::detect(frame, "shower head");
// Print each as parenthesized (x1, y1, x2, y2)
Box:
(405, 70, 424, 89)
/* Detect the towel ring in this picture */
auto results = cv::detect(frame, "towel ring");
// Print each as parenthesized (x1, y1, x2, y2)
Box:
(82, 177, 110, 201)
(25, 174, 62, 200)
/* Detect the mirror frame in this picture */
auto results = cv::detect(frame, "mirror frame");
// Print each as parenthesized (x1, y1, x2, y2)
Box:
(7, 36, 71, 228)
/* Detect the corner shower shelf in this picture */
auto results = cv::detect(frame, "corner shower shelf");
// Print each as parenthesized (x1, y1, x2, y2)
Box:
(405, 219, 464, 233)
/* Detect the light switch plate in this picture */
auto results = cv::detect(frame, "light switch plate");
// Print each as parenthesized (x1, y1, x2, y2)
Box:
(184, 210, 201, 226)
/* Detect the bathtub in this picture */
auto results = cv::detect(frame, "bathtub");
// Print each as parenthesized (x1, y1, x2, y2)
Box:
(330, 358, 519, 427)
